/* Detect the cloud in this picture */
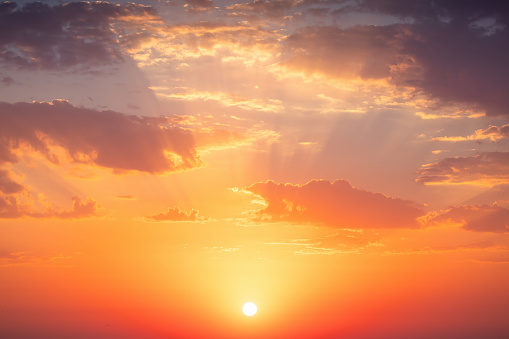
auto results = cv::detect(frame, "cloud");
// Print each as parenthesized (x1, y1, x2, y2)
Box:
(245, 179, 424, 228)
(357, 0, 509, 116)
(0, 169, 25, 194)
(0, 100, 241, 173)
(0, 195, 99, 219)
(115, 195, 135, 200)
(281, 25, 402, 80)
(433, 124, 509, 142)
(185, 0, 214, 11)
(145, 206, 206, 222)
(226, 0, 302, 20)
(273, 0, 509, 116)
(0, 1, 158, 69)
(416, 152, 509, 186)
(428, 204, 509, 233)
(0, 250, 74, 266)
(1, 76, 14, 86)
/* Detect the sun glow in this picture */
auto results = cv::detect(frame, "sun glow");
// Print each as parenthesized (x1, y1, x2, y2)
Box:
(242, 302, 257, 316)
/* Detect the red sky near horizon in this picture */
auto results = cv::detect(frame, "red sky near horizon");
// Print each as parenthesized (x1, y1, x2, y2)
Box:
(1, 0, 509, 338)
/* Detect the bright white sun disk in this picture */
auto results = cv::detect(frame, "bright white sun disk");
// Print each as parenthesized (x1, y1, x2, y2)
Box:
(242, 302, 257, 316)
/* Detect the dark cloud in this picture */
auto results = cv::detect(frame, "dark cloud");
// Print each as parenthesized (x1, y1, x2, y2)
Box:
(0, 1, 157, 69)
(0, 100, 201, 173)
(227, 0, 302, 19)
(0, 100, 246, 173)
(145, 206, 206, 221)
(282, 25, 402, 80)
(429, 204, 509, 233)
(354, 0, 509, 24)
(416, 152, 509, 186)
(358, 0, 509, 116)
(246, 179, 424, 228)
(1, 76, 14, 85)
(277, 0, 509, 115)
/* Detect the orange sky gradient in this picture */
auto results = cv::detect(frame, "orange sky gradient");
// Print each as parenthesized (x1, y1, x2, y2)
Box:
(1, 1, 509, 338)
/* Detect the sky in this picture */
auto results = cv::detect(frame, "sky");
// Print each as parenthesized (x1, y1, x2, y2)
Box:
(1, 0, 509, 338)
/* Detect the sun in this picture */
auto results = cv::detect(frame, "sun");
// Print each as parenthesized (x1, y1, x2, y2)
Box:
(242, 302, 257, 316)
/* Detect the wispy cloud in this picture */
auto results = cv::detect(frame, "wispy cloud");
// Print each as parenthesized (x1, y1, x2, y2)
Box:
(416, 152, 509, 186)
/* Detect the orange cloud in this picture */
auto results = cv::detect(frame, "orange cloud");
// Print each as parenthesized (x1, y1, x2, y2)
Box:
(145, 206, 206, 222)
(245, 179, 424, 229)
(0, 195, 98, 219)
(428, 204, 509, 233)
(416, 152, 509, 186)
(433, 124, 509, 142)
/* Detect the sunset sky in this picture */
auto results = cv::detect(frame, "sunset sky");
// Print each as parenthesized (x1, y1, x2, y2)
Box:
(1, 0, 509, 338)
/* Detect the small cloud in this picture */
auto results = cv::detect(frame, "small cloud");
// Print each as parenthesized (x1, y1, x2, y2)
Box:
(1, 76, 15, 86)
(145, 206, 207, 222)
(185, 0, 214, 11)
(115, 195, 135, 200)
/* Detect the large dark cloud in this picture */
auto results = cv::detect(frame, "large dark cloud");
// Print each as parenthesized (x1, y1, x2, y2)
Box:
(246, 179, 424, 228)
(360, 0, 509, 116)
(0, 99, 244, 173)
(282, 25, 402, 80)
(353, 0, 509, 24)
(0, 100, 201, 173)
(0, 1, 156, 69)
(278, 0, 509, 116)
